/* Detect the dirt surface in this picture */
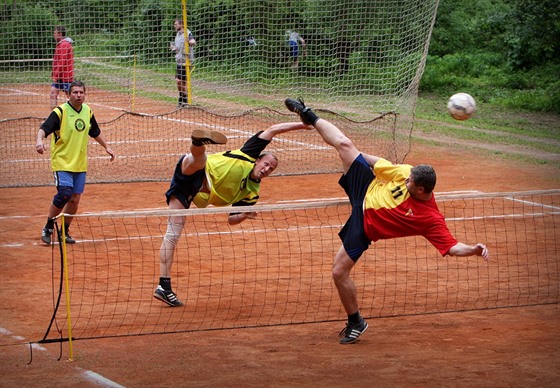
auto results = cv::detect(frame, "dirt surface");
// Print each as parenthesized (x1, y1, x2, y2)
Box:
(1, 82, 559, 387)
(1, 135, 559, 387)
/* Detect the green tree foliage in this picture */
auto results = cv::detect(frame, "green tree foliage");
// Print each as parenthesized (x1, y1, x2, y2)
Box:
(423, 0, 559, 113)
(1, 0, 558, 112)
(504, 0, 560, 69)
(0, 4, 58, 66)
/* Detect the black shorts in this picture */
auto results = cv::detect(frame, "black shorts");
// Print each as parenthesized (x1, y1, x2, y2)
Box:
(175, 65, 186, 81)
(337, 154, 374, 261)
(165, 168, 205, 209)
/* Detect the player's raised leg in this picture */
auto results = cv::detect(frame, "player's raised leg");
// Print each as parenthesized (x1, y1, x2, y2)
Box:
(284, 98, 360, 173)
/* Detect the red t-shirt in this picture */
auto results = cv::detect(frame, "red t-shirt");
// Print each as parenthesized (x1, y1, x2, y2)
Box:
(363, 159, 457, 256)
(52, 39, 74, 82)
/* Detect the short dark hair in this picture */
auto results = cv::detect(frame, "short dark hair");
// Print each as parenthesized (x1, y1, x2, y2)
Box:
(55, 25, 66, 36)
(69, 80, 85, 93)
(257, 151, 278, 163)
(410, 165, 436, 194)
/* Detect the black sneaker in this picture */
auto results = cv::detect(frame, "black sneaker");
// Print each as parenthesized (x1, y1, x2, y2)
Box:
(191, 129, 227, 147)
(65, 234, 76, 244)
(284, 98, 318, 125)
(41, 227, 53, 245)
(339, 319, 369, 344)
(153, 285, 184, 307)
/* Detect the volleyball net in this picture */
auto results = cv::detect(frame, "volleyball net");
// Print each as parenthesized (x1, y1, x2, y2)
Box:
(38, 190, 559, 343)
(0, 107, 405, 188)
(1, 0, 439, 182)
(1, 1, 438, 118)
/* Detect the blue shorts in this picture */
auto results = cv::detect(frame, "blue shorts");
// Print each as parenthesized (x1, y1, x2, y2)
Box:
(52, 81, 71, 93)
(289, 41, 299, 58)
(54, 171, 86, 194)
(337, 154, 375, 261)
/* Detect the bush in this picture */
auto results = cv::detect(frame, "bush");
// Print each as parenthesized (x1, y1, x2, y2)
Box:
(0, 4, 58, 63)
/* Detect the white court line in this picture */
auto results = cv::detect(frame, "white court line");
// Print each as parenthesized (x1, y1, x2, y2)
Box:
(506, 197, 560, 211)
(0, 87, 40, 96)
(2, 87, 330, 162)
(0, 327, 124, 388)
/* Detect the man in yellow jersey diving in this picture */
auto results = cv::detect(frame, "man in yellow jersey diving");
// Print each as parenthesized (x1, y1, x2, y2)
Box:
(36, 81, 115, 245)
(154, 121, 311, 307)
(285, 98, 490, 344)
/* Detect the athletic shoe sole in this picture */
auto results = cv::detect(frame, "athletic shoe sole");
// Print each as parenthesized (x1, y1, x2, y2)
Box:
(191, 129, 227, 145)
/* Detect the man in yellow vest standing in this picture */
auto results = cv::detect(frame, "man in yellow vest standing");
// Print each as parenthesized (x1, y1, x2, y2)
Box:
(36, 81, 115, 245)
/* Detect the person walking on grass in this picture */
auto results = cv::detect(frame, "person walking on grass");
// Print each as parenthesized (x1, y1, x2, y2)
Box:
(284, 97, 490, 344)
(286, 30, 306, 68)
(154, 122, 311, 307)
(36, 81, 115, 245)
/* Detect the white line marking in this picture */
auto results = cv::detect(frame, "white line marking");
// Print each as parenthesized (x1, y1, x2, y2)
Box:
(82, 370, 126, 388)
(0, 326, 124, 387)
(506, 197, 560, 211)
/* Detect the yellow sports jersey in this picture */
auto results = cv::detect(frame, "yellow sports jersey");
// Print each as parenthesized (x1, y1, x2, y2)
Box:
(48, 103, 94, 172)
(365, 158, 412, 210)
(192, 150, 260, 208)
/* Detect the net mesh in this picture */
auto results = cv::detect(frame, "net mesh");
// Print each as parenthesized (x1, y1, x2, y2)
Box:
(34, 190, 559, 342)
(0, 107, 405, 187)
(1, 1, 438, 181)
(1, 1, 438, 117)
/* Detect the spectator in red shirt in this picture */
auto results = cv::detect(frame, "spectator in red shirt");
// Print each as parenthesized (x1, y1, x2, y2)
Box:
(50, 26, 74, 109)
(285, 98, 489, 345)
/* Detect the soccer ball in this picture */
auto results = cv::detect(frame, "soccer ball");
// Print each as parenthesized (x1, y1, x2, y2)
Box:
(447, 93, 476, 120)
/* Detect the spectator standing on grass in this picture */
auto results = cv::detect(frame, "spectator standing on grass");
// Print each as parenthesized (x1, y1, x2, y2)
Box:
(36, 81, 115, 245)
(286, 30, 306, 68)
(171, 18, 196, 107)
(153, 122, 311, 307)
(284, 97, 490, 344)
(50, 25, 74, 109)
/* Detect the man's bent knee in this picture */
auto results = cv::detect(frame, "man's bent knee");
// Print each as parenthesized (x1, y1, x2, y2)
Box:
(53, 186, 73, 208)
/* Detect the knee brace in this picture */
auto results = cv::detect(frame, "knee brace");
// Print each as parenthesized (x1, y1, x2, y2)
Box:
(163, 220, 184, 247)
(53, 186, 73, 209)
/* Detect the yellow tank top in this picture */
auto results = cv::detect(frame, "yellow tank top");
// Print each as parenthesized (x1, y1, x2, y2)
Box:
(50, 103, 92, 172)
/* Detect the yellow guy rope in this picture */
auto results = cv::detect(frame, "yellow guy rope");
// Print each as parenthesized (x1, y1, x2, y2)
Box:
(60, 214, 74, 361)
(182, 0, 193, 105)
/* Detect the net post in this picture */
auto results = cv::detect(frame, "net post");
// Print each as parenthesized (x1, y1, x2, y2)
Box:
(60, 214, 75, 361)
(181, 0, 193, 105)
(132, 54, 137, 112)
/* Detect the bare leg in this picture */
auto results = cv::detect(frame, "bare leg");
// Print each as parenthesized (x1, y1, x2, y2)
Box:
(159, 197, 186, 278)
(50, 87, 60, 109)
(181, 144, 207, 175)
(176, 78, 187, 106)
(45, 193, 80, 224)
(313, 119, 360, 173)
(155, 195, 187, 306)
(61, 193, 81, 228)
(332, 245, 359, 315)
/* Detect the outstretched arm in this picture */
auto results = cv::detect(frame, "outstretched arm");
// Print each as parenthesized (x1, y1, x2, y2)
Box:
(448, 242, 489, 261)
(228, 211, 257, 225)
(258, 122, 312, 141)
